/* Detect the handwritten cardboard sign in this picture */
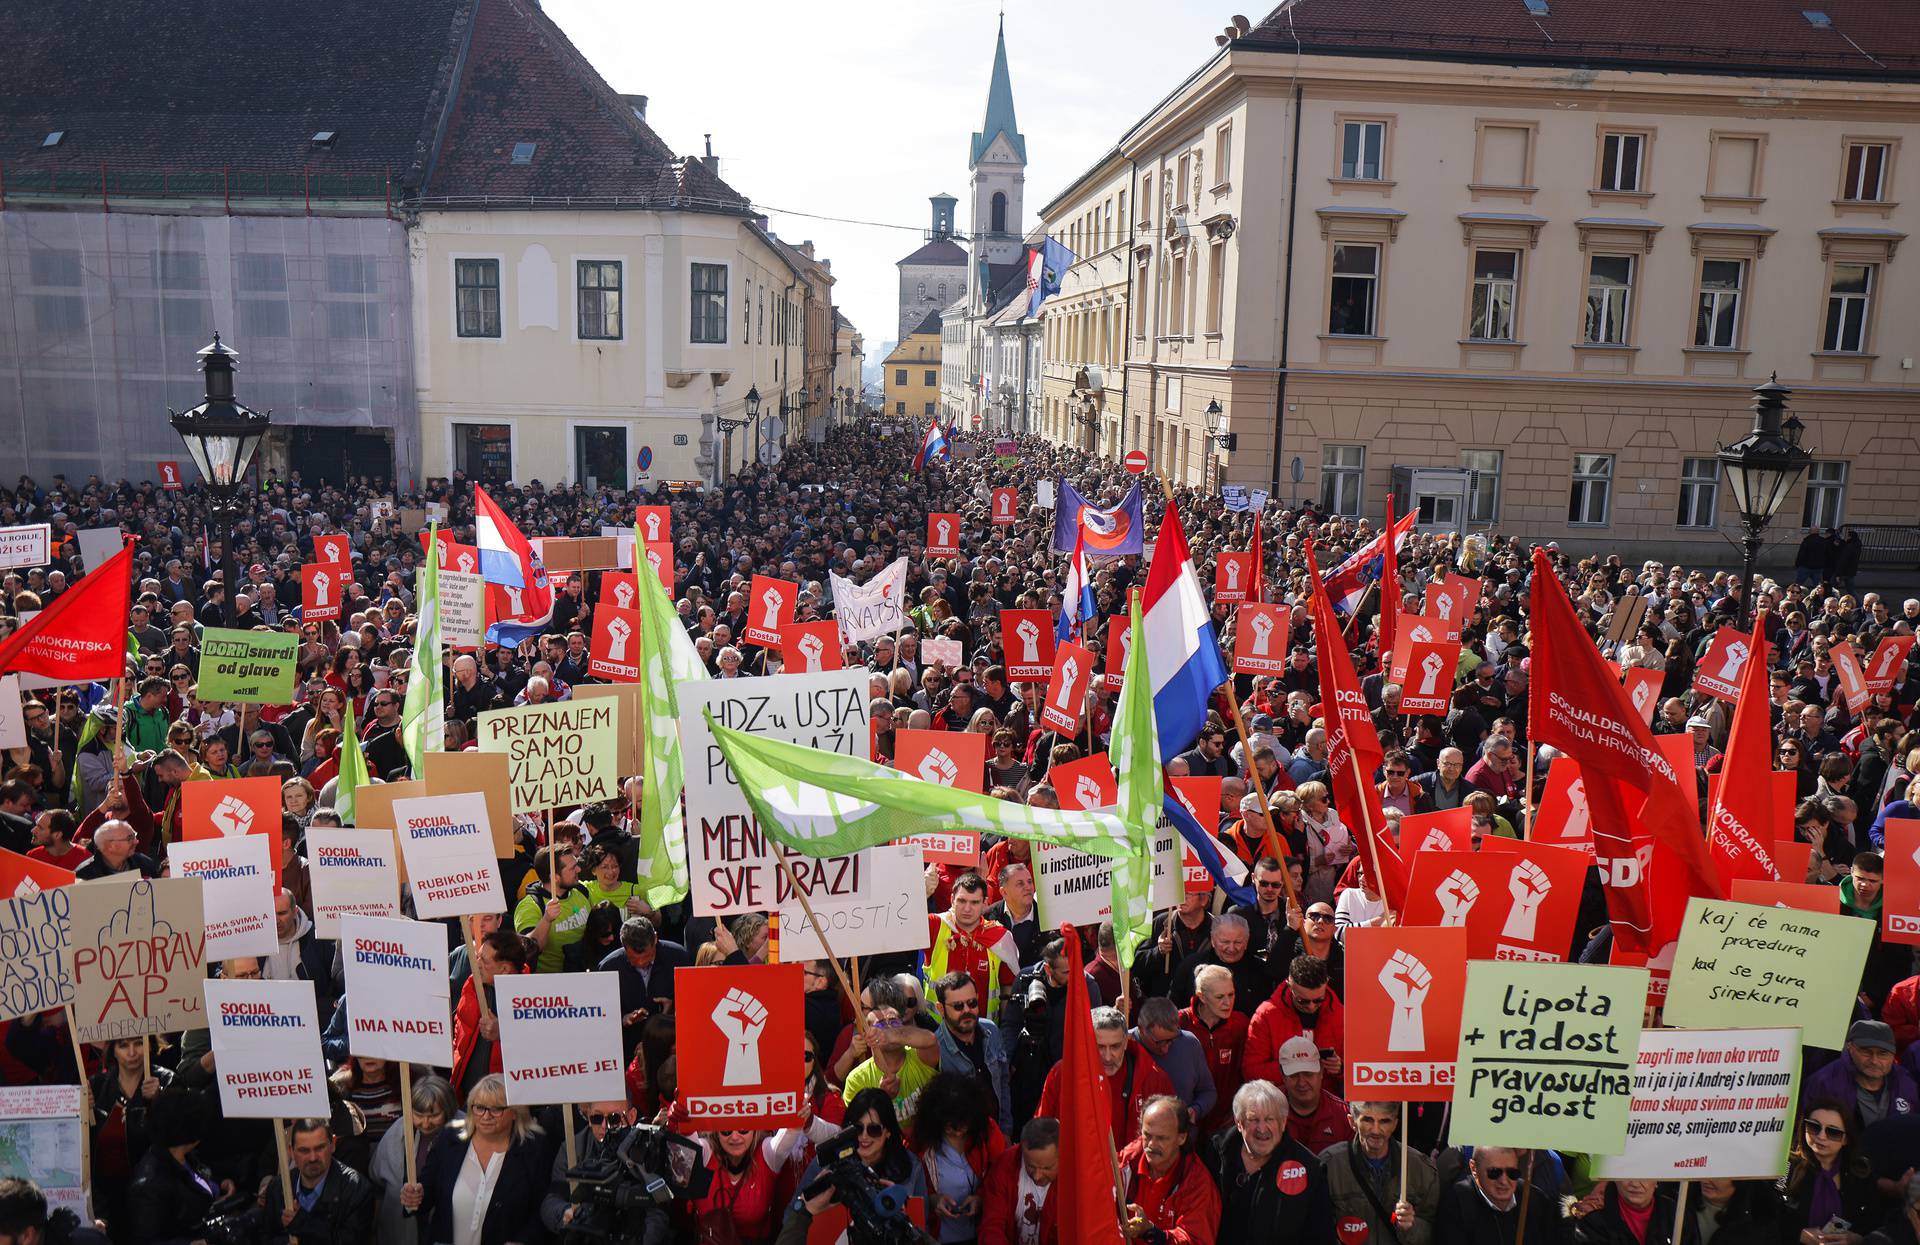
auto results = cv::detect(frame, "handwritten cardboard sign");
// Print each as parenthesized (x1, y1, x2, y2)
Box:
(69, 876, 205, 1043)
(0, 880, 75, 1022)
(1664, 897, 1875, 1050)
(478, 700, 620, 813)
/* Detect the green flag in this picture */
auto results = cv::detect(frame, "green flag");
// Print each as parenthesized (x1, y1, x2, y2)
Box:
(1107, 589, 1159, 968)
(635, 529, 705, 908)
(706, 715, 1132, 859)
(335, 701, 369, 825)
(399, 524, 445, 771)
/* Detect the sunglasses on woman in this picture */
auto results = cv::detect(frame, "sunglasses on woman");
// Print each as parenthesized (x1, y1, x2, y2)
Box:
(1802, 1119, 1846, 1141)
(857, 1122, 888, 1139)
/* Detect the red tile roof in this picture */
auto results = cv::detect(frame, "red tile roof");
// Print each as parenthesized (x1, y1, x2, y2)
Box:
(1240, 0, 1920, 80)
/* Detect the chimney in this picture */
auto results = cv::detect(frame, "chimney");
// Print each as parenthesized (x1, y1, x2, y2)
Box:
(620, 93, 648, 121)
(702, 133, 720, 177)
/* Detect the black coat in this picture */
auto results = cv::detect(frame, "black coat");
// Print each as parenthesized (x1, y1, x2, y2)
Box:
(1435, 1178, 1563, 1245)
(594, 941, 691, 1052)
(262, 1159, 376, 1245)
(124, 1147, 220, 1245)
(410, 1134, 548, 1245)
(1778, 1162, 1884, 1241)
(1203, 1128, 1335, 1242)
(1694, 1182, 1784, 1245)
(1571, 1185, 1698, 1245)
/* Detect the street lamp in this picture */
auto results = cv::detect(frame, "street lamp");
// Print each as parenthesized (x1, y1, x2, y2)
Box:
(1207, 398, 1236, 451)
(714, 385, 756, 482)
(169, 333, 270, 606)
(1717, 373, 1812, 625)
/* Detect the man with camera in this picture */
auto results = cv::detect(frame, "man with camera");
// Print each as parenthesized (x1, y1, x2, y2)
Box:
(539, 1101, 669, 1245)
(1001, 935, 1105, 1126)
(259, 1119, 375, 1245)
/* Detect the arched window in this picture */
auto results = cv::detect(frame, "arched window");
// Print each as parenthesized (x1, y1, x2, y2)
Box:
(991, 192, 1008, 234)
(917, 282, 926, 297)
(937, 283, 947, 301)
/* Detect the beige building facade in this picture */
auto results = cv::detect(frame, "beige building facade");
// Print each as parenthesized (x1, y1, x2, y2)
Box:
(1035, 2, 1919, 558)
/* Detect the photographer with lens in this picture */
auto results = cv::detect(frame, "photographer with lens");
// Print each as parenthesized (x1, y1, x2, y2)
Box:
(690, 1116, 833, 1245)
(776, 1088, 929, 1245)
(259, 1119, 375, 1245)
(398, 1075, 546, 1245)
(539, 1101, 666, 1245)
(124, 1088, 235, 1245)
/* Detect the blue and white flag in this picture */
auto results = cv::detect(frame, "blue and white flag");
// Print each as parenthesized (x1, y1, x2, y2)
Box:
(1051, 480, 1145, 557)
(1025, 237, 1075, 318)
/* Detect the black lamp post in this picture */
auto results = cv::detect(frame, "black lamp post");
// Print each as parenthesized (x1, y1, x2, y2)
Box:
(714, 386, 756, 483)
(169, 333, 271, 610)
(1717, 374, 1812, 626)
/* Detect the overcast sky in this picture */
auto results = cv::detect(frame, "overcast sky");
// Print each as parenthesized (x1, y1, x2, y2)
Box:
(543, 0, 1245, 361)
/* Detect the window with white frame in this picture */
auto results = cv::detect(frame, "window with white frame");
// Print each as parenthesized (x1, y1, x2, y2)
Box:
(1321, 444, 1365, 516)
(1215, 123, 1233, 185)
(1842, 142, 1890, 202)
(1568, 454, 1614, 526)
(1823, 263, 1874, 353)
(1802, 461, 1848, 528)
(1340, 121, 1385, 180)
(1583, 255, 1633, 345)
(1694, 259, 1745, 348)
(1460, 449, 1502, 524)
(1469, 250, 1519, 341)
(577, 260, 622, 340)
(1207, 240, 1227, 334)
(690, 263, 727, 343)
(1677, 457, 1719, 528)
(1328, 244, 1379, 336)
(454, 259, 500, 338)
(1599, 132, 1644, 192)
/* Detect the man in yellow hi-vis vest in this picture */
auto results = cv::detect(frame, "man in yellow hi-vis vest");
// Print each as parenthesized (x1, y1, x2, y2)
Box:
(923, 872, 1020, 1017)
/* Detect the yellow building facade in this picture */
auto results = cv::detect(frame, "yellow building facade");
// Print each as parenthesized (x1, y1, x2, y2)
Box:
(883, 311, 944, 422)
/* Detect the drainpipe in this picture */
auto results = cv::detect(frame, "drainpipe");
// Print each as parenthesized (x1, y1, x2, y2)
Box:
(1269, 83, 1304, 501)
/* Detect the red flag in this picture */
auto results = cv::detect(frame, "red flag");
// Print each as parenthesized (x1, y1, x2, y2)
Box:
(0, 538, 133, 680)
(1304, 540, 1407, 912)
(1250, 510, 1265, 605)
(1378, 494, 1399, 661)
(1706, 617, 1783, 891)
(1056, 923, 1125, 1245)
(1527, 546, 1721, 958)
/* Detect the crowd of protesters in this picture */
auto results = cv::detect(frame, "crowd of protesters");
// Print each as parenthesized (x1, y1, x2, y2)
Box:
(2, 418, 1919, 1245)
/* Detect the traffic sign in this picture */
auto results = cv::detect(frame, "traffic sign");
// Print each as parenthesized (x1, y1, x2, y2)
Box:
(1123, 449, 1149, 475)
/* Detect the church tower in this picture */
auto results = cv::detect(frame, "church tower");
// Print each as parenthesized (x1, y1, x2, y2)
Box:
(968, 15, 1026, 275)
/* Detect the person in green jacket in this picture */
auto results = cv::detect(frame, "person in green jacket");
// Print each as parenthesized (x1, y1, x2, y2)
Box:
(121, 677, 173, 754)
(513, 843, 592, 973)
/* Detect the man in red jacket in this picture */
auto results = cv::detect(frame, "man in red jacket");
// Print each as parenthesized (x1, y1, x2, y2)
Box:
(1038, 1006, 1175, 1149)
(1181, 963, 1248, 1134)
(451, 926, 528, 1094)
(979, 1117, 1058, 1245)
(1119, 1095, 1221, 1245)
(1244, 953, 1345, 1094)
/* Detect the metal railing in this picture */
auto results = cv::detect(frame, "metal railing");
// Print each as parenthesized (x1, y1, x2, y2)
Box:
(1847, 524, 1920, 569)
(0, 163, 394, 214)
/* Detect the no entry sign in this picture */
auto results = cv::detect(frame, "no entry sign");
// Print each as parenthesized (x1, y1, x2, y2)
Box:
(1123, 449, 1149, 475)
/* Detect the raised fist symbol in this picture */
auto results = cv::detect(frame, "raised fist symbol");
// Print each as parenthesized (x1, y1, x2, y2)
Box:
(1116, 627, 1132, 664)
(935, 519, 953, 547)
(1502, 860, 1551, 940)
(312, 574, 331, 607)
(645, 549, 664, 577)
(1379, 949, 1432, 1051)
(612, 580, 635, 609)
(1716, 639, 1750, 682)
(456, 551, 477, 574)
(1409, 623, 1434, 646)
(1223, 559, 1241, 590)
(712, 987, 769, 1086)
(1436, 869, 1481, 926)
(604, 617, 632, 663)
(1419, 827, 1454, 854)
(1075, 774, 1104, 809)
(1564, 778, 1591, 840)
(1053, 657, 1081, 710)
(1435, 592, 1455, 622)
(643, 514, 662, 542)
(1417, 652, 1446, 696)
(1014, 619, 1040, 662)
(1876, 646, 1900, 678)
(1248, 611, 1275, 655)
(996, 494, 1010, 518)
(760, 587, 784, 628)
(504, 584, 526, 616)
(796, 632, 825, 669)
(918, 748, 959, 785)
(211, 795, 255, 838)
(1631, 678, 1653, 713)
(12, 876, 43, 901)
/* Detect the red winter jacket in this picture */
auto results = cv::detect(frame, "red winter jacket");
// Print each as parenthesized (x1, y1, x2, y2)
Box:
(1886, 975, 1920, 1051)
(1180, 1005, 1249, 1133)
(978, 1144, 1056, 1245)
(1117, 1141, 1221, 1245)
(1244, 980, 1346, 1092)
(451, 968, 526, 1091)
(1037, 1040, 1175, 1150)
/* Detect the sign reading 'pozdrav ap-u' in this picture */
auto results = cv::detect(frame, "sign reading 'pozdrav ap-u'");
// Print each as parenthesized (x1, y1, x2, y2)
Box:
(478, 700, 620, 813)
(69, 876, 206, 1043)
(195, 628, 298, 704)
(678, 670, 871, 917)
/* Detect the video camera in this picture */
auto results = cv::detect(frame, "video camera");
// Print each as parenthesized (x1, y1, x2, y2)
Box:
(560, 1123, 709, 1245)
(799, 1125, 935, 1245)
(198, 1192, 272, 1245)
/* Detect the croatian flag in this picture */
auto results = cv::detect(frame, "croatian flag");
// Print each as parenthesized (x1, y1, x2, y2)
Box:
(1141, 500, 1250, 903)
(1320, 509, 1415, 615)
(1056, 528, 1097, 645)
(911, 420, 949, 472)
(475, 485, 527, 588)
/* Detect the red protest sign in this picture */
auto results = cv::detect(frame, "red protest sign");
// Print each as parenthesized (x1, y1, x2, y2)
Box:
(588, 605, 641, 682)
(301, 563, 345, 621)
(1773, 839, 1814, 883)
(181, 777, 286, 889)
(1423, 575, 1475, 636)
(1234, 603, 1289, 675)
(1051, 753, 1116, 811)
(1620, 667, 1663, 725)
(0, 847, 75, 899)
(927, 513, 961, 557)
(640, 541, 674, 589)
(1882, 819, 1920, 945)
(314, 534, 350, 566)
(1002, 609, 1055, 683)
(1104, 613, 1132, 691)
(990, 488, 1018, 525)
(1404, 842, 1588, 962)
(1532, 759, 1595, 858)
(422, 530, 479, 575)
(1344, 926, 1468, 1101)
(1693, 625, 1757, 702)
(674, 964, 806, 1130)
(1388, 614, 1444, 683)
(1831, 641, 1871, 715)
(636, 505, 672, 549)
(600, 571, 639, 612)
(1399, 639, 1461, 715)
(780, 621, 841, 673)
(1214, 552, 1255, 605)
(1039, 640, 1095, 736)
(1166, 776, 1222, 892)
(894, 730, 985, 865)
(743, 576, 798, 649)
(1730, 879, 1841, 914)
(1866, 636, 1915, 695)
(1399, 808, 1471, 856)
(158, 461, 183, 491)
